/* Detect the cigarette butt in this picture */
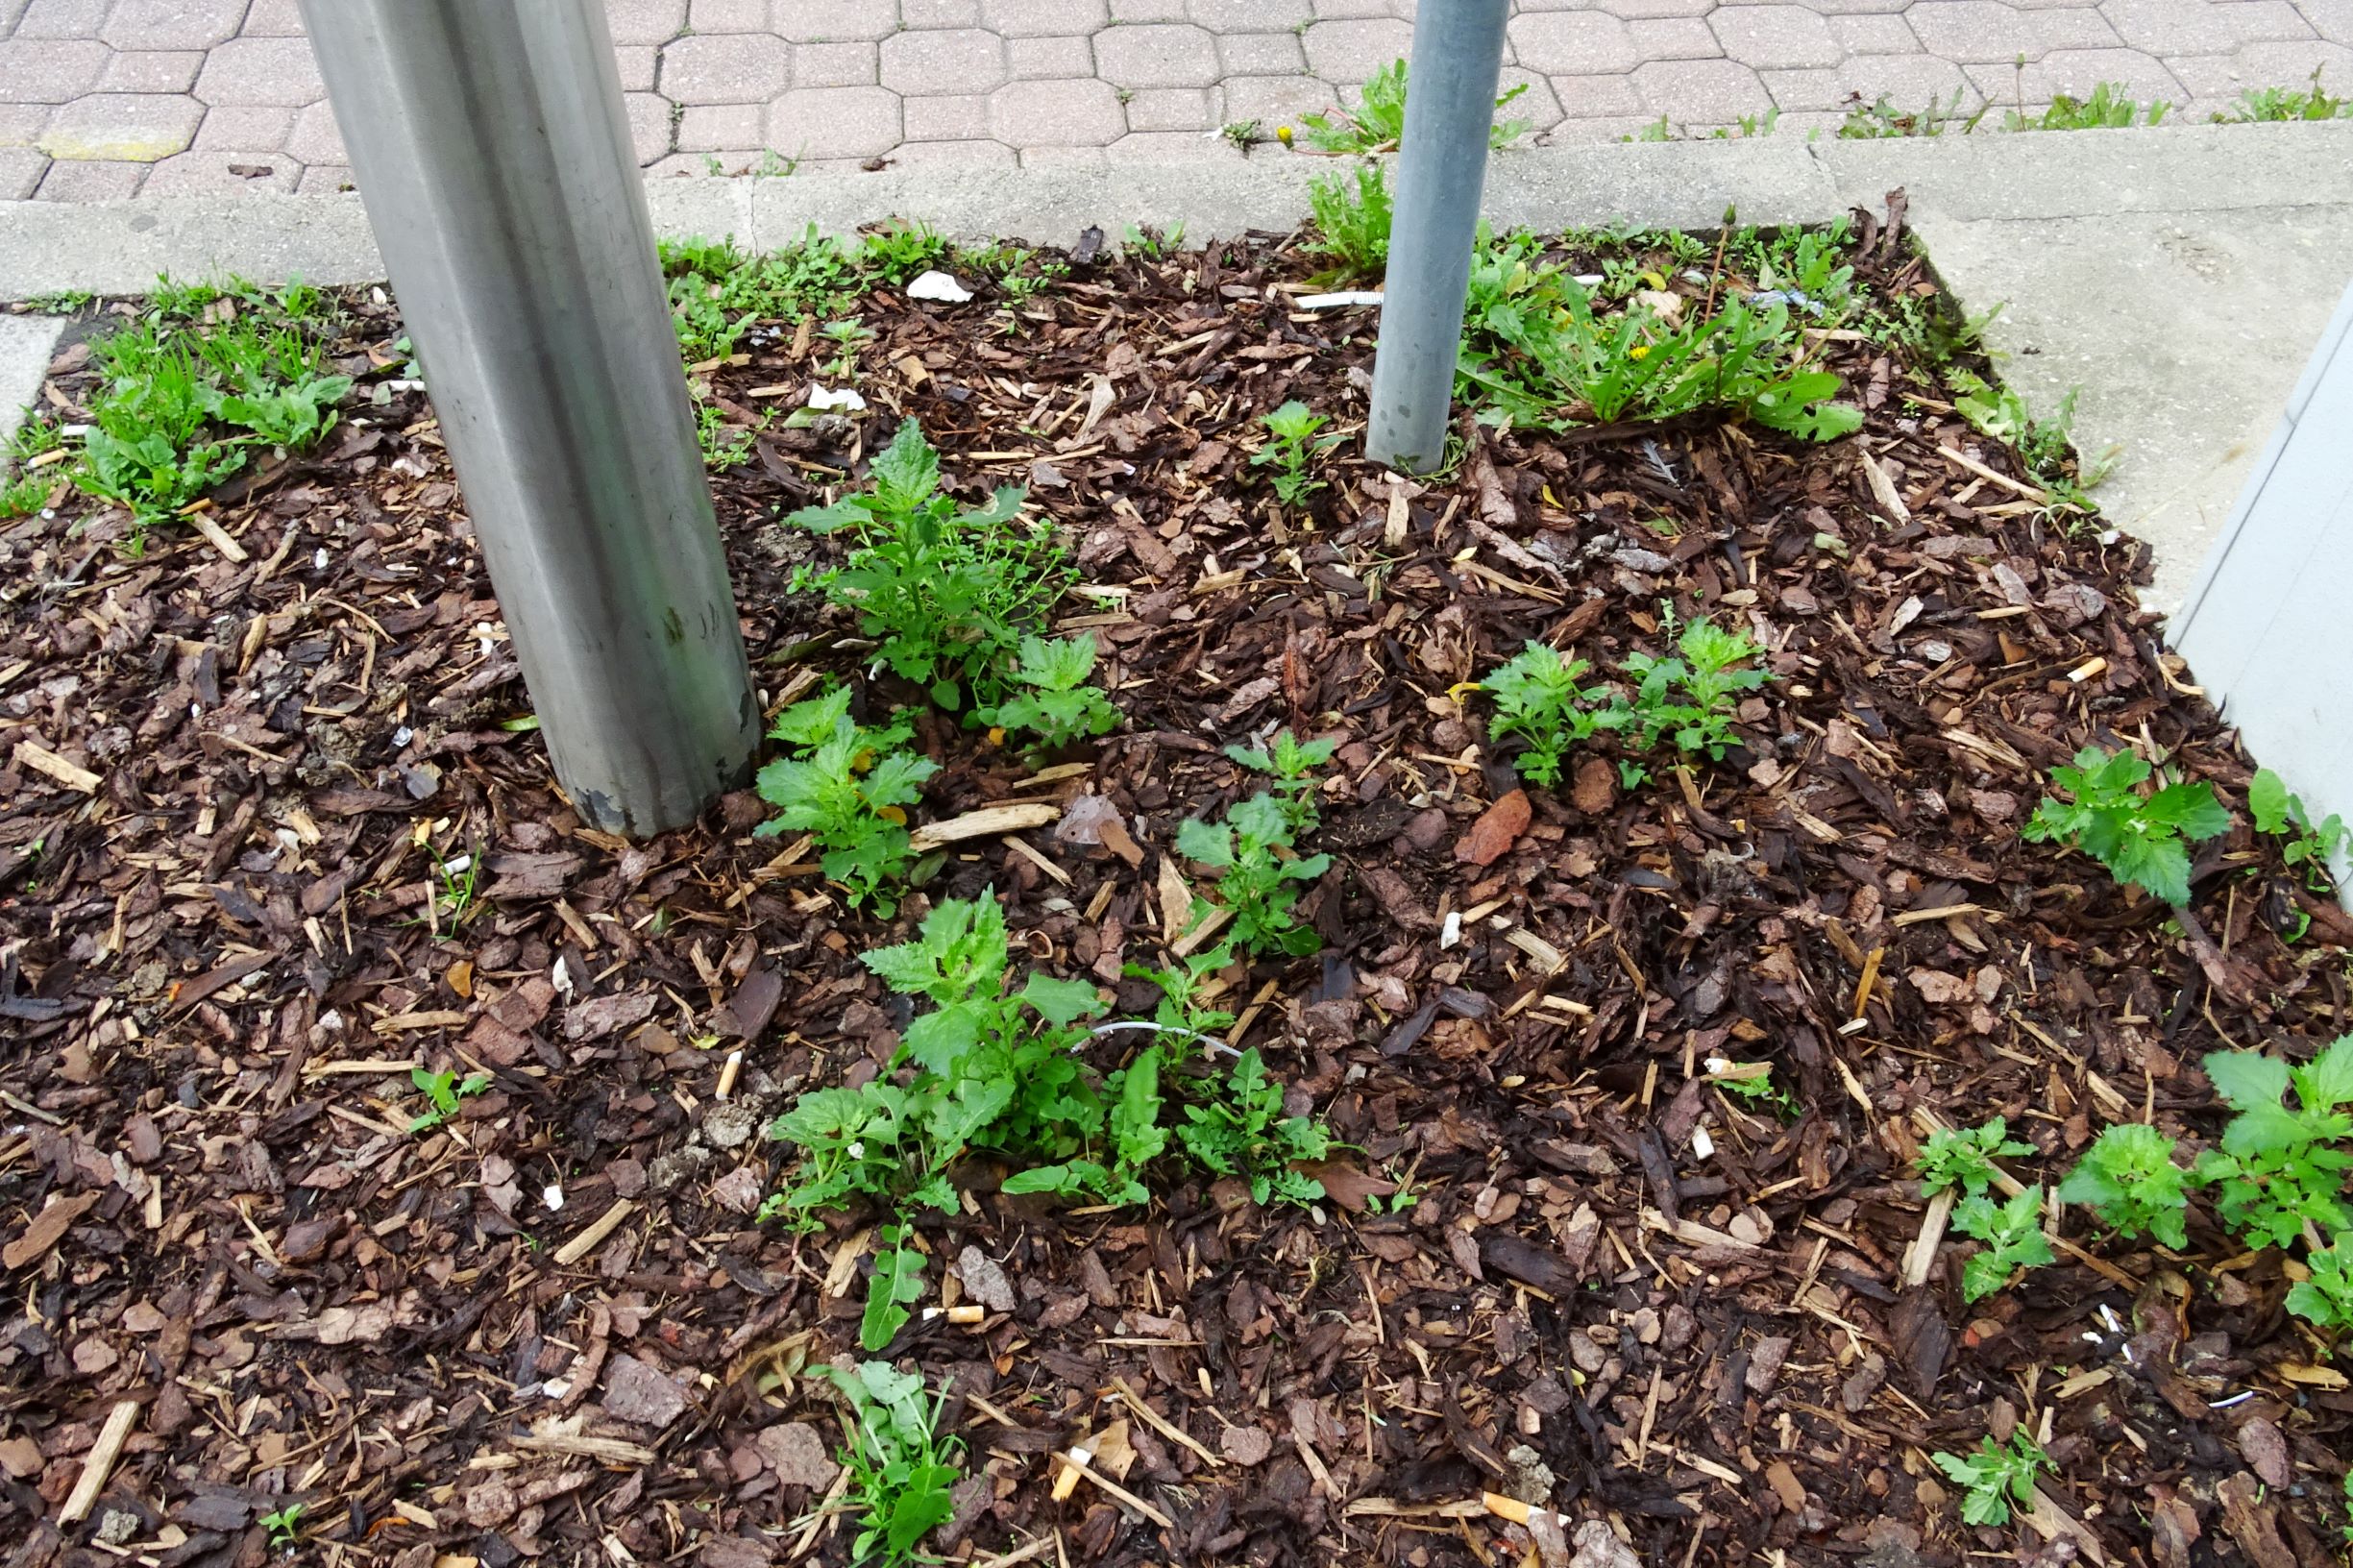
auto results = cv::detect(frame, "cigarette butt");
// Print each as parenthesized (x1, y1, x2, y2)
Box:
(716, 1049, 744, 1099)
(1481, 1491, 1568, 1529)
(1051, 1446, 1092, 1503)
(2067, 656, 2107, 684)
(922, 1305, 987, 1325)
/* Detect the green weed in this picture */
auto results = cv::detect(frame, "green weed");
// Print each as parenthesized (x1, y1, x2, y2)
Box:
(1837, 89, 1986, 138)
(1481, 642, 1608, 790)
(1953, 1186, 2054, 1302)
(409, 1066, 490, 1134)
(1296, 58, 1530, 154)
(2006, 83, 2170, 130)
(2251, 766, 2345, 894)
(1224, 728, 1336, 840)
(1917, 1117, 2033, 1201)
(259, 1504, 305, 1551)
(2194, 1038, 2353, 1252)
(809, 1361, 964, 1568)
(2217, 66, 2351, 121)
(2057, 1123, 2191, 1249)
(1609, 618, 1769, 759)
(1933, 1431, 2048, 1527)
(1252, 399, 1340, 507)
(2022, 746, 2230, 906)
(1177, 794, 1331, 958)
(974, 634, 1121, 749)
(753, 685, 938, 914)
(1305, 161, 1392, 279)
(860, 1222, 927, 1352)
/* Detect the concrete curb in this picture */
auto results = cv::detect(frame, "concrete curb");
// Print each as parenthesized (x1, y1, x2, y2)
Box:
(3, 122, 2348, 303)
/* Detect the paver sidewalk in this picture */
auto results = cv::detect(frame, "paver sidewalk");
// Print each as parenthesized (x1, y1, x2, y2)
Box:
(1, 0, 2347, 201)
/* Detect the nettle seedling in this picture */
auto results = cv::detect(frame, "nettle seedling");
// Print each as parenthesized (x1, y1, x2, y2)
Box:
(2022, 746, 2229, 906)
(1932, 1430, 2048, 1527)
(1917, 1117, 2033, 1201)
(2193, 1038, 2353, 1252)
(1481, 641, 1608, 789)
(1225, 728, 1337, 840)
(1952, 1187, 2053, 1302)
(2251, 766, 2346, 894)
(787, 419, 1072, 712)
(1252, 401, 1342, 508)
(810, 1360, 964, 1568)
(1177, 794, 1332, 958)
(409, 1066, 489, 1134)
(2058, 1123, 2191, 1250)
(754, 685, 938, 915)
(975, 634, 1121, 749)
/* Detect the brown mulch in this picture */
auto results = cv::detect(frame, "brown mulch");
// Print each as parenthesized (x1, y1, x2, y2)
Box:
(2, 198, 2349, 1568)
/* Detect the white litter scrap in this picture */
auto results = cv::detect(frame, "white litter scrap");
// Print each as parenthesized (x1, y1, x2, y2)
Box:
(807, 384, 866, 411)
(907, 269, 974, 303)
(1297, 290, 1385, 309)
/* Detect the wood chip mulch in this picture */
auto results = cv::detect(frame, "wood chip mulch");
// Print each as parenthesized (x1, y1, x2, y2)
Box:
(2, 197, 2348, 1568)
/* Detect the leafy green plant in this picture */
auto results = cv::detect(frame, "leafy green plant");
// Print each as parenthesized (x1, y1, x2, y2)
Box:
(787, 420, 1071, 712)
(0, 471, 53, 519)
(1225, 728, 1336, 840)
(259, 1504, 304, 1550)
(2216, 66, 2350, 122)
(1745, 220, 1857, 322)
(753, 685, 938, 913)
(1174, 1047, 1333, 1206)
(1836, 88, 1985, 139)
(767, 894, 1110, 1216)
(1481, 642, 1606, 789)
(409, 1066, 490, 1134)
(975, 634, 1120, 748)
(1177, 794, 1331, 958)
(1120, 222, 1187, 260)
(2193, 1040, 2353, 1251)
(1953, 1186, 2054, 1302)
(1715, 1064, 1802, 1119)
(861, 1223, 928, 1352)
(858, 219, 950, 282)
(1917, 1117, 2033, 1200)
(698, 401, 757, 469)
(1458, 238, 1862, 440)
(1252, 400, 1341, 507)
(1949, 370, 2112, 507)
(2057, 1123, 2191, 1249)
(1297, 58, 1529, 153)
(1932, 1431, 2048, 1527)
(819, 317, 873, 380)
(1221, 119, 1264, 149)
(2251, 767, 2346, 893)
(809, 1361, 964, 1568)
(1305, 161, 1392, 278)
(2005, 82, 2170, 130)
(1607, 619, 1768, 760)
(2288, 1235, 2353, 1334)
(2022, 747, 2230, 906)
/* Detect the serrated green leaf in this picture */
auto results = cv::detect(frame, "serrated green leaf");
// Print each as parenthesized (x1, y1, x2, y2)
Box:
(1018, 973, 1106, 1025)
(2204, 1049, 2293, 1116)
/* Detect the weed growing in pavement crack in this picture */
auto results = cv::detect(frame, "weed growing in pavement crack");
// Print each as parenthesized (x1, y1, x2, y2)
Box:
(1932, 1431, 2049, 1527)
(1296, 58, 1529, 154)
(2217, 65, 2351, 121)
(752, 685, 937, 915)
(2023, 746, 2230, 906)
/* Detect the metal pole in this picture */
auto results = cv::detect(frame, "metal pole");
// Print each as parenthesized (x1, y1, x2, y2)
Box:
(1364, 0, 1510, 474)
(299, 0, 757, 837)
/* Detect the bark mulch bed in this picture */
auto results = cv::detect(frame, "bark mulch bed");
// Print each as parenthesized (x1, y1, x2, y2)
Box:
(2, 198, 2349, 1568)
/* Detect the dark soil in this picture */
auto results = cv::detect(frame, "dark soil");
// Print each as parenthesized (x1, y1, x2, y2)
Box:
(2, 199, 2347, 1568)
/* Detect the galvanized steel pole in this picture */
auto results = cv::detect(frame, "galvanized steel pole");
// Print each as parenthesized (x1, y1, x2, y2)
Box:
(299, 0, 757, 837)
(1364, 0, 1510, 474)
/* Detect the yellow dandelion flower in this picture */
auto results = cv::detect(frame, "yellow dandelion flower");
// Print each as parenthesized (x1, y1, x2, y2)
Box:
(1276, 124, 1294, 146)
(1628, 344, 1651, 360)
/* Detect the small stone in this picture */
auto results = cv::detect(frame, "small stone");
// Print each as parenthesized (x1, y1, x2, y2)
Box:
(708, 1165, 767, 1214)
(1746, 1335, 1793, 1393)
(96, 1509, 140, 1546)
(703, 1101, 759, 1150)
(1220, 1425, 1274, 1466)
(1841, 1352, 1887, 1412)
(602, 1354, 689, 1428)
(0, 1436, 39, 1479)
(957, 1246, 1017, 1313)
(756, 1422, 840, 1489)
(607, 1158, 648, 1198)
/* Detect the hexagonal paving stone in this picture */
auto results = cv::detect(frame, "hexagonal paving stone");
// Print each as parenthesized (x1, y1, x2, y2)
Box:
(1094, 21, 1221, 86)
(1710, 6, 1844, 69)
(1903, 2, 2121, 64)
(96, 51, 207, 94)
(624, 91, 674, 164)
(660, 33, 791, 104)
(605, 0, 689, 46)
(982, 0, 1110, 35)
(285, 98, 347, 164)
(101, 0, 250, 51)
(772, 0, 899, 41)
(37, 91, 203, 159)
(768, 84, 903, 157)
(1630, 57, 1775, 116)
(1510, 11, 1641, 75)
(0, 39, 109, 104)
(880, 28, 1008, 94)
(989, 75, 1125, 142)
(1302, 17, 1415, 81)
(193, 37, 325, 108)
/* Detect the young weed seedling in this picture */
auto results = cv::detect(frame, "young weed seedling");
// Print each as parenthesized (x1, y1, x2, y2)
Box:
(2022, 747, 2229, 906)
(1952, 1187, 2054, 1302)
(1932, 1431, 2049, 1527)
(2216, 65, 2350, 121)
(976, 634, 1120, 749)
(1174, 1046, 1333, 1206)
(2005, 82, 2170, 130)
(754, 685, 939, 914)
(1305, 162, 1392, 279)
(1608, 619, 1770, 761)
(2193, 1037, 2353, 1251)
(1252, 400, 1341, 508)
(860, 1223, 927, 1353)
(2251, 766, 2346, 894)
(809, 1361, 964, 1568)
(1296, 58, 1530, 153)
(1481, 641, 1608, 789)
(1917, 1117, 2032, 1200)
(787, 420, 1071, 712)
(2288, 1236, 2353, 1335)
(2057, 1123, 2191, 1249)
(409, 1066, 489, 1135)
(1177, 794, 1332, 958)
(1225, 728, 1337, 839)
(259, 1504, 304, 1551)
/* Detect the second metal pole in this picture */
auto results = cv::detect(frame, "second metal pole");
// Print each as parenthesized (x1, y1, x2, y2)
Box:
(1364, 0, 1511, 474)
(301, 0, 758, 838)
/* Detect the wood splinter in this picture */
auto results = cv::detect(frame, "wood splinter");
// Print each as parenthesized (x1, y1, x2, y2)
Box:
(60, 1399, 139, 1525)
